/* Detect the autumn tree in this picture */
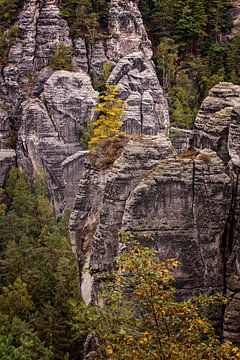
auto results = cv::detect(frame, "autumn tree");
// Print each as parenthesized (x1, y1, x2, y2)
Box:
(85, 85, 127, 168)
(71, 234, 240, 359)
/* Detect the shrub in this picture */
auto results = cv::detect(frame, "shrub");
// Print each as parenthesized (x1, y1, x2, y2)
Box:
(49, 44, 74, 71)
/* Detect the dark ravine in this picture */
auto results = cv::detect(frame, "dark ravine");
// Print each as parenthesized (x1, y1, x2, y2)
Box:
(1, 0, 240, 349)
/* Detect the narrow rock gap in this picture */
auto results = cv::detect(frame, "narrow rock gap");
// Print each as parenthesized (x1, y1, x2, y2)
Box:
(221, 168, 240, 337)
(42, 99, 62, 142)
(140, 94, 143, 135)
(32, 0, 43, 70)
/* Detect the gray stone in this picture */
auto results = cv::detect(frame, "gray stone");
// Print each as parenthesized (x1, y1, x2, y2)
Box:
(192, 82, 240, 163)
(107, 0, 152, 61)
(43, 70, 98, 143)
(0, 150, 16, 186)
(170, 127, 193, 153)
(107, 53, 169, 134)
(17, 69, 98, 213)
(70, 135, 176, 303)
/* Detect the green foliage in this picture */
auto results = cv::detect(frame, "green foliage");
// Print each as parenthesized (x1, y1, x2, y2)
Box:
(71, 233, 240, 359)
(49, 44, 74, 71)
(226, 35, 240, 81)
(0, 167, 85, 359)
(154, 38, 179, 90)
(139, 0, 233, 128)
(80, 121, 95, 149)
(0, 28, 8, 65)
(0, 0, 22, 29)
(0, 0, 22, 65)
(0, 314, 53, 360)
(60, 0, 109, 42)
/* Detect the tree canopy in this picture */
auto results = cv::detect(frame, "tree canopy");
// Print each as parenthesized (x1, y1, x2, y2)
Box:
(71, 234, 240, 359)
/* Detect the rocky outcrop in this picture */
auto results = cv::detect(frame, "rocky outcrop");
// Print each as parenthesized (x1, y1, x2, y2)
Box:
(121, 151, 231, 301)
(0, 150, 16, 187)
(107, 53, 169, 134)
(106, 0, 152, 61)
(70, 83, 240, 346)
(192, 82, 240, 163)
(70, 139, 232, 318)
(192, 82, 240, 345)
(170, 127, 193, 153)
(17, 70, 98, 212)
(231, 0, 240, 36)
(0, 0, 169, 212)
(4, 0, 72, 91)
(70, 135, 175, 303)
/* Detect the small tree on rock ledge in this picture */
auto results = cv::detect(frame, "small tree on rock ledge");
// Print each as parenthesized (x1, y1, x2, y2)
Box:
(87, 85, 127, 168)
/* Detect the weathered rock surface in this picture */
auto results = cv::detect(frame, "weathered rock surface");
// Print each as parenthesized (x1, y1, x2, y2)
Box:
(192, 82, 240, 163)
(170, 127, 193, 153)
(4, 0, 72, 91)
(0, 0, 169, 212)
(108, 52, 169, 134)
(70, 137, 232, 319)
(17, 70, 98, 212)
(70, 83, 240, 347)
(0, 150, 16, 187)
(231, 0, 240, 36)
(106, 0, 153, 61)
(191, 82, 240, 345)
(122, 152, 231, 300)
(70, 135, 175, 303)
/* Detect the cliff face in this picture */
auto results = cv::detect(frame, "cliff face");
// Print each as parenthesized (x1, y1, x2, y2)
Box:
(70, 82, 240, 345)
(2, 0, 240, 348)
(0, 0, 169, 213)
(192, 82, 240, 344)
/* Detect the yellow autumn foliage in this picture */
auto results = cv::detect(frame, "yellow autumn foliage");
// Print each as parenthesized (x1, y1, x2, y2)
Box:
(88, 85, 125, 148)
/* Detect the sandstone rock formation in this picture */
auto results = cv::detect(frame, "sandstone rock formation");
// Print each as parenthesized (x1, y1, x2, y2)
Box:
(170, 127, 193, 153)
(0, 0, 169, 213)
(192, 82, 240, 345)
(17, 71, 98, 212)
(70, 83, 240, 347)
(70, 135, 176, 303)
(192, 82, 240, 163)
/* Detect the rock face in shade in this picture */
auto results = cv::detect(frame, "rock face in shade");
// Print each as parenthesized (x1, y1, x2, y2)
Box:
(0, 150, 16, 187)
(170, 127, 193, 153)
(70, 137, 232, 324)
(70, 135, 175, 302)
(121, 153, 231, 299)
(192, 83, 240, 345)
(17, 71, 98, 213)
(0, 0, 169, 212)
